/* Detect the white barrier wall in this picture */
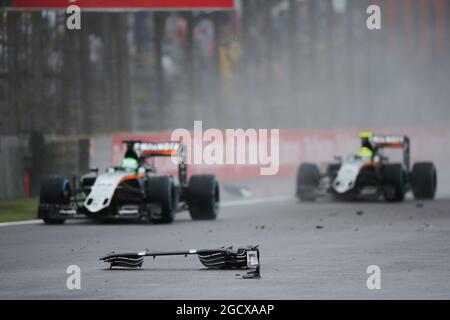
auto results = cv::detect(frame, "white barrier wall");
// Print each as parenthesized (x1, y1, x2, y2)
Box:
(100, 128, 450, 181)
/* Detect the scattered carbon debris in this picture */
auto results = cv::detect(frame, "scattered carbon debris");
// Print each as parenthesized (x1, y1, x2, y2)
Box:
(416, 223, 432, 232)
(354, 228, 359, 232)
(416, 203, 424, 208)
(316, 225, 324, 229)
(356, 211, 364, 216)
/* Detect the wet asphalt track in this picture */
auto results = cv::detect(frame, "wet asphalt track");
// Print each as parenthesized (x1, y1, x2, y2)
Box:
(1, 182, 450, 300)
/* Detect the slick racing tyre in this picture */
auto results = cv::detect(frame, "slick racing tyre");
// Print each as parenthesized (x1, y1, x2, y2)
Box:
(382, 163, 406, 202)
(39, 175, 71, 224)
(188, 175, 219, 220)
(411, 162, 437, 200)
(146, 176, 177, 224)
(296, 163, 320, 201)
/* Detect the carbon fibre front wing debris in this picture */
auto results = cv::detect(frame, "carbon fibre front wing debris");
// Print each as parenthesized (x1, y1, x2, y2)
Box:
(100, 245, 261, 278)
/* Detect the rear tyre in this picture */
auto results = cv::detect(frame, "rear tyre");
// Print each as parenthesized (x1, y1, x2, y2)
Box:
(188, 175, 219, 220)
(146, 176, 176, 224)
(411, 162, 437, 200)
(382, 163, 406, 202)
(39, 175, 70, 224)
(296, 163, 320, 201)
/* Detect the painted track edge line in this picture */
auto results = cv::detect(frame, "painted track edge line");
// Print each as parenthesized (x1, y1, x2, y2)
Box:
(221, 195, 293, 207)
(0, 219, 42, 227)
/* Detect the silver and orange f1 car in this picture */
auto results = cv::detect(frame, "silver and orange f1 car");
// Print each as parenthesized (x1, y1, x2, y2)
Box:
(38, 140, 219, 224)
(296, 133, 437, 202)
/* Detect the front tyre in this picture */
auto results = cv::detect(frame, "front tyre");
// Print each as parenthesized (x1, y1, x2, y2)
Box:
(382, 163, 406, 202)
(411, 162, 437, 200)
(296, 163, 320, 201)
(39, 175, 70, 224)
(146, 176, 176, 224)
(188, 175, 219, 220)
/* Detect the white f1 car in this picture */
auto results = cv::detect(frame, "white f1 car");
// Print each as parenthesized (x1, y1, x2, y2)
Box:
(296, 134, 437, 202)
(38, 140, 220, 224)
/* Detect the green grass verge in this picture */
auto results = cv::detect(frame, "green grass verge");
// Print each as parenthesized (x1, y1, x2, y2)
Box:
(0, 198, 38, 223)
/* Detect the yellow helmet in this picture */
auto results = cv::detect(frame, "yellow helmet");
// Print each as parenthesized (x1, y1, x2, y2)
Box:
(359, 131, 374, 139)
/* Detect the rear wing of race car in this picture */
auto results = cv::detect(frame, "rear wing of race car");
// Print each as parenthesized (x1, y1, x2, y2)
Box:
(139, 141, 185, 159)
(123, 140, 187, 185)
(372, 135, 410, 171)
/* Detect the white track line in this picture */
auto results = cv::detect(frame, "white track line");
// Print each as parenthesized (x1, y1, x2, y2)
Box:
(0, 196, 293, 227)
(221, 195, 293, 207)
(0, 219, 42, 227)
